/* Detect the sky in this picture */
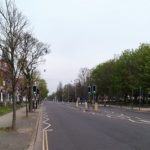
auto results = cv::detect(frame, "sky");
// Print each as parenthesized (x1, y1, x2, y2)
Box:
(14, 0, 150, 94)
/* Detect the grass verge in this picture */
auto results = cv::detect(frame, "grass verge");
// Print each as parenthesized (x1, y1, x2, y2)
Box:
(0, 103, 25, 116)
(0, 106, 12, 116)
(0, 127, 14, 132)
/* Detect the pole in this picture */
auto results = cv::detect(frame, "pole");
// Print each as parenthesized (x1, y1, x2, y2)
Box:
(25, 87, 28, 117)
(131, 89, 133, 109)
(26, 95, 28, 117)
(94, 94, 98, 112)
(68, 85, 69, 102)
(75, 84, 76, 101)
(139, 87, 141, 111)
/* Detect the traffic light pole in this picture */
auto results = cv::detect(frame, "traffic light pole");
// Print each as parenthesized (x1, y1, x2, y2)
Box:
(93, 85, 98, 112)
(88, 85, 98, 112)
(93, 93, 98, 112)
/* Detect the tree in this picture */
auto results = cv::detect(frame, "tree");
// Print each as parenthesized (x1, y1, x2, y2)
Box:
(78, 68, 90, 100)
(56, 82, 63, 101)
(20, 32, 50, 112)
(91, 60, 116, 98)
(38, 79, 49, 100)
(90, 43, 150, 105)
(0, 0, 28, 129)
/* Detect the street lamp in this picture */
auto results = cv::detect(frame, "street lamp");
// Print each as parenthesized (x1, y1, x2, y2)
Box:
(74, 79, 80, 101)
(67, 80, 73, 102)
(74, 79, 80, 107)
(139, 87, 142, 111)
(67, 84, 69, 102)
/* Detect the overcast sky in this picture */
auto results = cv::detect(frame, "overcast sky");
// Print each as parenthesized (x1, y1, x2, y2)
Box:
(14, 0, 150, 94)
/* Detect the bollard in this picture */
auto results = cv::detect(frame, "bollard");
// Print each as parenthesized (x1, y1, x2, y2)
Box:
(94, 102, 98, 112)
(85, 101, 88, 111)
(76, 101, 79, 107)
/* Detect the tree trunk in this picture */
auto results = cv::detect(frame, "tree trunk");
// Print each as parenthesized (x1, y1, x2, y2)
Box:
(26, 94, 28, 117)
(28, 84, 32, 112)
(12, 89, 16, 129)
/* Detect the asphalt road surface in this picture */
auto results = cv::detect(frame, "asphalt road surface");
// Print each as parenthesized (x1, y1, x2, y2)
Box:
(43, 101, 150, 150)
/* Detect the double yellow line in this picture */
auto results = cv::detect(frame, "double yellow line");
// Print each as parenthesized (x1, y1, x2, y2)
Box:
(43, 130, 49, 150)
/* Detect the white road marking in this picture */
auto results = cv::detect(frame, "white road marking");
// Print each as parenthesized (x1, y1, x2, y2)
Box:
(91, 112, 95, 115)
(128, 118, 137, 123)
(139, 119, 150, 124)
(42, 111, 54, 150)
(61, 102, 150, 127)
(102, 111, 150, 126)
(135, 117, 141, 119)
(106, 115, 111, 118)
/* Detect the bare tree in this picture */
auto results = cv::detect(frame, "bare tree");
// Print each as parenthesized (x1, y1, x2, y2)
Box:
(20, 32, 50, 112)
(56, 82, 63, 101)
(0, 0, 28, 129)
(78, 68, 90, 99)
(78, 68, 90, 85)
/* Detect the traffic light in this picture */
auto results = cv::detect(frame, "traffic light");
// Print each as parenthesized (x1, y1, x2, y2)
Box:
(33, 86, 37, 93)
(37, 88, 39, 94)
(92, 85, 96, 94)
(88, 86, 91, 94)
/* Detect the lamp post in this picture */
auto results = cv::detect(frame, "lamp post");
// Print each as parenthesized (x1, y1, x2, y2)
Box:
(74, 79, 80, 107)
(25, 86, 28, 117)
(74, 79, 80, 101)
(132, 87, 142, 111)
(67, 84, 69, 102)
(67, 80, 73, 102)
(131, 89, 134, 109)
(139, 87, 142, 111)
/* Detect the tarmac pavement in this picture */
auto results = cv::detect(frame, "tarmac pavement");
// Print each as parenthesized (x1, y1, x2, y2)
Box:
(0, 106, 42, 150)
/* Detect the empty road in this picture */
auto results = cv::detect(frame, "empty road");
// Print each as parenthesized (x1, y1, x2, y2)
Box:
(42, 101, 150, 150)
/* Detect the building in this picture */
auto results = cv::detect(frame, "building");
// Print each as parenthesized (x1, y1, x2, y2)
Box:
(0, 59, 11, 104)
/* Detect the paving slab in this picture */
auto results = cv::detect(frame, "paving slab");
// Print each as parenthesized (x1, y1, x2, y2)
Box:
(0, 107, 41, 150)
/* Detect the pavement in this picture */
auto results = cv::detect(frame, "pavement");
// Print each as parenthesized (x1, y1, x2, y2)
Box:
(0, 106, 42, 150)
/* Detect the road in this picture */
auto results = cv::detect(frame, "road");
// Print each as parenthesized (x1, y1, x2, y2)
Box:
(42, 101, 150, 150)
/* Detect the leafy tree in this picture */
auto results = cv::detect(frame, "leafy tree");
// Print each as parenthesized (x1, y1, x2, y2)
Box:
(91, 60, 115, 97)
(38, 79, 49, 100)
(91, 43, 150, 105)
